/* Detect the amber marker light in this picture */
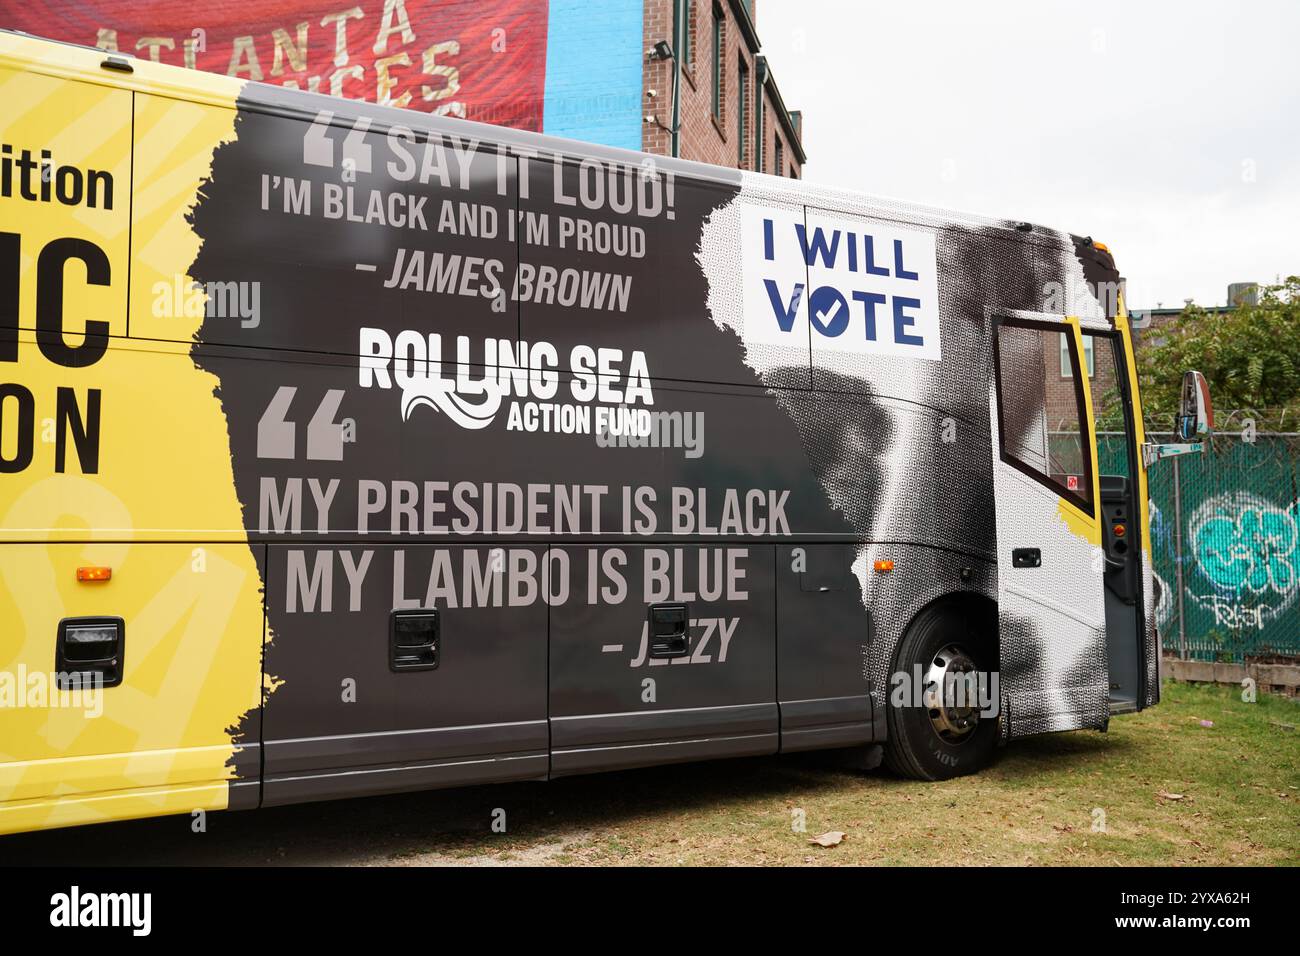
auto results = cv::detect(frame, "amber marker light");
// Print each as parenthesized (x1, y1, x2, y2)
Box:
(76, 566, 112, 582)
(873, 559, 895, 573)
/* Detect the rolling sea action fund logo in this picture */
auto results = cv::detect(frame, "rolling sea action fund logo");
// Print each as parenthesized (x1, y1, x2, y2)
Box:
(358, 329, 655, 437)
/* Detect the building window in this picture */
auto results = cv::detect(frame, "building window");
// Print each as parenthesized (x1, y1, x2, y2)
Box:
(737, 58, 749, 167)
(775, 138, 784, 177)
(1059, 333, 1095, 378)
(711, 8, 723, 121)
(757, 96, 765, 172)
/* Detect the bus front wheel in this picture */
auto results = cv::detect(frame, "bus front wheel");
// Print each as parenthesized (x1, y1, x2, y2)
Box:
(883, 604, 999, 781)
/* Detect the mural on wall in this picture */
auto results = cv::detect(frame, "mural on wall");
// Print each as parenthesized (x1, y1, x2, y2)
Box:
(1188, 491, 1298, 632)
(0, 0, 645, 147)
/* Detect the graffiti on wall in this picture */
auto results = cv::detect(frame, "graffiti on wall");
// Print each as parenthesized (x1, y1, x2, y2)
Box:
(1187, 491, 1299, 631)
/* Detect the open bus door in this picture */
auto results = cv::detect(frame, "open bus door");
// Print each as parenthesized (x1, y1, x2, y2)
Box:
(990, 316, 1111, 737)
(1084, 327, 1151, 715)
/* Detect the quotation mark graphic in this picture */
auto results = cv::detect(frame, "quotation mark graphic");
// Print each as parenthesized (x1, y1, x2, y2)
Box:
(257, 386, 350, 461)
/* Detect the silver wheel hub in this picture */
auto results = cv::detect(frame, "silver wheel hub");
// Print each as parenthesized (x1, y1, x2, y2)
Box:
(923, 644, 981, 742)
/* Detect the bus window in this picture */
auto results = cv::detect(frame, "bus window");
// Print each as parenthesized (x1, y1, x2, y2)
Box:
(1084, 333, 1133, 479)
(994, 319, 1094, 513)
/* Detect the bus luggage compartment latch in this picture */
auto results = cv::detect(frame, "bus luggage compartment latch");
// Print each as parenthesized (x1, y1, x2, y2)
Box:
(389, 610, 440, 671)
(1011, 548, 1042, 568)
(647, 603, 690, 659)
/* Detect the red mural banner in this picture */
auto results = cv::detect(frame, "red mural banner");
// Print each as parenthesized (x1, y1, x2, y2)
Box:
(2, 0, 551, 130)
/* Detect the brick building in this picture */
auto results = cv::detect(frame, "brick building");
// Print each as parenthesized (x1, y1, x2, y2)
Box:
(1043, 332, 1108, 430)
(13, 0, 803, 171)
(642, 0, 804, 175)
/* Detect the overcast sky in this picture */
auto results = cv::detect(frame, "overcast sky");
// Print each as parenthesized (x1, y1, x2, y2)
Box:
(759, 0, 1300, 308)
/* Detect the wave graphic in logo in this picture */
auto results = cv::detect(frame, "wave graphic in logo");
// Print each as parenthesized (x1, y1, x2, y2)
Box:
(400, 375, 503, 430)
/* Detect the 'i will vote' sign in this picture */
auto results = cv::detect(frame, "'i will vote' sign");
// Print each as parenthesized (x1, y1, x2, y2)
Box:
(742, 206, 941, 362)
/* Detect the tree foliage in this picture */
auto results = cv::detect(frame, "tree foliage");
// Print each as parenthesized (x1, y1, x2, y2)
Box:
(1137, 276, 1300, 431)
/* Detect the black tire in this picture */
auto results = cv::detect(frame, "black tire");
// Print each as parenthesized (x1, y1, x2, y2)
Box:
(883, 602, 999, 781)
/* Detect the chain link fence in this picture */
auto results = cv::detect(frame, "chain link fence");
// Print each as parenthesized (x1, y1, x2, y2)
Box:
(1097, 411, 1300, 663)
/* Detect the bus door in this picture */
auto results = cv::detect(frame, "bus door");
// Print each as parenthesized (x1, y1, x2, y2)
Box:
(990, 316, 1109, 737)
(1083, 329, 1151, 714)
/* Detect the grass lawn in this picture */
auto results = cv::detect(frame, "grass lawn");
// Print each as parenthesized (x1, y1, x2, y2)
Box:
(401, 680, 1299, 867)
(3, 680, 1296, 866)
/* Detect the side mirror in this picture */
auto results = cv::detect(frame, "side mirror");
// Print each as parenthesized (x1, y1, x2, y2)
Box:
(1142, 370, 1213, 468)
(1175, 370, 1214, 441)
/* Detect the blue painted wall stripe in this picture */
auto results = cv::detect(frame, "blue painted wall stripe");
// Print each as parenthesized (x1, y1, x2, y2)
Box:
(543, 0, 643, 150)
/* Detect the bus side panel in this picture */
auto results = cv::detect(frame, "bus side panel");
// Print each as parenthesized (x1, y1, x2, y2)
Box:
(0, 65, 265, 833)
(0, 543, 263, 834)
(775, 544, 875, 752)
(548, 545, 778, 775)
(260, 544, 549, 806)
(141, 88, 521, 355)
(0, 64, 131, 341)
